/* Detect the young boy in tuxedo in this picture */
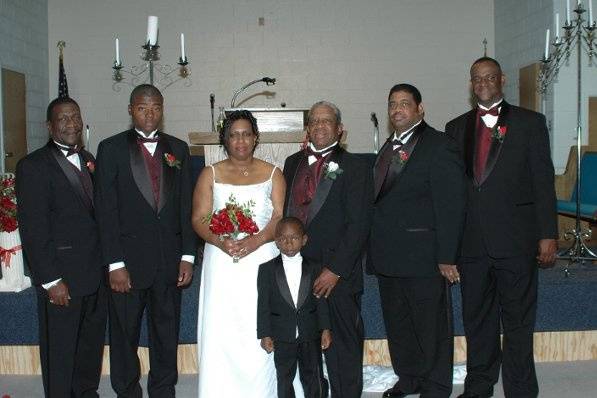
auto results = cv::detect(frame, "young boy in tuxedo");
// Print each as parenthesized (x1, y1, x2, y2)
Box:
(258, 217, 332, 398)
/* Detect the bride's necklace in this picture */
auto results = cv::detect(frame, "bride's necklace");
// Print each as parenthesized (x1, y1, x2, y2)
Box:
(234, 162, 251, 177)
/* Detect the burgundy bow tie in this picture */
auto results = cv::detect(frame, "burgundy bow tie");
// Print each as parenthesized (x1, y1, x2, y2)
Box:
(137, 135, 159, 144)
(478, 107, 499, 117)
(304, 145, 335, 161)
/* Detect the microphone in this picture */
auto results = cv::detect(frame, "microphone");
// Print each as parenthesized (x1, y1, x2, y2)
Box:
(370, 112, 378, 128)
(262, 77, 276, 85)
(210, 94, 216, 132)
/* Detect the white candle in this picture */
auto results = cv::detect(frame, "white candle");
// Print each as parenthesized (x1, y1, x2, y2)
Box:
(147, 16, 158, 46)
(180, 33, 186, 61)
(86, 125, 90, 148)
(115, 38, 120, 65)
(567, 0, 571, 24)
(545, 29, 550, 60)
(555, 13, 560, 41)
(589, 0, 594, 25)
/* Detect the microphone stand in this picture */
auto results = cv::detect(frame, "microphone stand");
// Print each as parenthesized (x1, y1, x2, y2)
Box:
(230, 77, 276, 108)
(371, 112, 380, 154)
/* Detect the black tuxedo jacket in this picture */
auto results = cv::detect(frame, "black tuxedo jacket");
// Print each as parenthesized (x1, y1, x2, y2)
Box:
(94, 129, 197, 288)
(16, 142, 102, 296)
(369, 122, 466, 278)
(283, 147, 373, 288)
(257, 255, 331, 343)
(445, 102, 558, 257)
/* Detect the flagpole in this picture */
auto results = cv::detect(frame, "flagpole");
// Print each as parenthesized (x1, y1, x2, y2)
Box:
(57, 41, 69, 98)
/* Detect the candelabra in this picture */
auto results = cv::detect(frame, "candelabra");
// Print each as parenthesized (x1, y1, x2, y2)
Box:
(538, 2, 596, 269)
(112, 44, 191, 92)
(111, 17, 191, 92)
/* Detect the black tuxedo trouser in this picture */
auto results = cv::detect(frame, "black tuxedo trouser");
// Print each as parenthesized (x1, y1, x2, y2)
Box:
(459, 254, 538, 398)
(323, 278, 364, 398)
(37, 285, 107, 398)
(274, 338, 328, 398)
(109, 281, 181, 398)
(378, 275, 453, 398)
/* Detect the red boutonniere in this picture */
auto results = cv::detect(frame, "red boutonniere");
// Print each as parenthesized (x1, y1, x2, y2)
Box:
(392, 149, 410, 165)
(86, 161, 95, 173)
(492, 125, 507, 143)
(164, 153, 181, 169)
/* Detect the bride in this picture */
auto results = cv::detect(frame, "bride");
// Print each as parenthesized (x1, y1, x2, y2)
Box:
(192, 110, 286, 397)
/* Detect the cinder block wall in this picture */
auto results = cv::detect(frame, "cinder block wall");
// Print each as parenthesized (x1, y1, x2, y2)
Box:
(47, 0, 494, 154)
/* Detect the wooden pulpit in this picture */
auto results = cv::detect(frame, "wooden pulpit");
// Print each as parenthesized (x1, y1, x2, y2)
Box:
(188, 108, 309, 169)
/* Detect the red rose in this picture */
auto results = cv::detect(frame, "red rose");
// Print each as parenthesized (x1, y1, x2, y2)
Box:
(0, 196, 16, 211)
(498, 126, 507, 137)
(86, 161, 95, 173)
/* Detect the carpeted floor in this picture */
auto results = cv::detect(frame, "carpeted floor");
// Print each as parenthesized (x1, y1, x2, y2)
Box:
(1, 360, 596, 397)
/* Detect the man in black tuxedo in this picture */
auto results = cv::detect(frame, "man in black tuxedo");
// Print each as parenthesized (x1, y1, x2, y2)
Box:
(17, 97, 107, 397)
(283, 101, 373, 397)
(369, 84, 466, 398)
(445, 57, 558, 398)
(95, 84, 197, 397)
(257, 216, 331, 398)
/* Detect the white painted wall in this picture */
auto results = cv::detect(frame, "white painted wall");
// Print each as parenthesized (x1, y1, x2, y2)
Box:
(47, 0, 494, 154)
(0, 0, 49, 155)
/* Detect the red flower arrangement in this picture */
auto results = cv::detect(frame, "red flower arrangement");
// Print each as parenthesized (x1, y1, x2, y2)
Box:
(203, 194, 259, 262)
(0, 176, 17, 233)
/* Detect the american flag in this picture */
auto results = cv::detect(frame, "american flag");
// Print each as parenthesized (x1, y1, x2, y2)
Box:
(58, 52, 69, 98)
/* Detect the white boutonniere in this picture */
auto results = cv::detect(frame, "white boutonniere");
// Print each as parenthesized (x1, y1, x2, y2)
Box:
(323, 161, 343, 180)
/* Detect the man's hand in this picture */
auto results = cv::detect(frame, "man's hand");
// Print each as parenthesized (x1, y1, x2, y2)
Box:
(48, 281, 70, 306)
(260, 337, 274, 353)
(438, 264, 460, 284)
(537, 238, 557, 266)
(177, 260, 194, 287)
(321, 329, 332, 350)
(313, 267, 340, 298)
(110, 267, 132, 293)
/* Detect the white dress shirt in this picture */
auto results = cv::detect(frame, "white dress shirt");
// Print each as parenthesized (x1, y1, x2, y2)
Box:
(281, 253, 303, 337)
(391, 119, 423, 149)
(478, 99, 503, 129)
(108, 129, 194, 272)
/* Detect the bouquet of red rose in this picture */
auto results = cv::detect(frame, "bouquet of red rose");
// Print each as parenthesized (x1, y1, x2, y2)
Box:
(204, 194, 259, 262)
(0, 176, 17, 233)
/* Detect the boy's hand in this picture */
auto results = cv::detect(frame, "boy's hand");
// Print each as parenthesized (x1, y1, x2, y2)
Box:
(321, 329, 332, 350)
(261, 337, 274, 353)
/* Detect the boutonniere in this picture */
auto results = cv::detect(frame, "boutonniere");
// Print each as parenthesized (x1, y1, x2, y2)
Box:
(85, 160, 95, 173)
(164, 153, 181, 169)
(323, 161, 343, 180)
(392, 149, 410, 165)
(492, 125, 507, 143)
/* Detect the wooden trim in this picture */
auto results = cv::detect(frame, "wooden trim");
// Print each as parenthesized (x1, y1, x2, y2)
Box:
(2, 331, 596, 375)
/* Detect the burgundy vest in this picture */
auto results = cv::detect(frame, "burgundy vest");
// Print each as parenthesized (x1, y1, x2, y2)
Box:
(289, 154, 329, 224)
(139, 142, 162, 206)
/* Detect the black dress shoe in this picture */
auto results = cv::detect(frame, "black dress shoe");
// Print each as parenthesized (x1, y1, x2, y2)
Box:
(383, 387, 418, 397)
(457, 393, 492, 398)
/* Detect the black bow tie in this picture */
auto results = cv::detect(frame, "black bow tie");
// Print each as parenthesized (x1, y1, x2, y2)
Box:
(56, 143, 81, 157)
(137, 135, 159, 144)
(478, 107, 499, 117)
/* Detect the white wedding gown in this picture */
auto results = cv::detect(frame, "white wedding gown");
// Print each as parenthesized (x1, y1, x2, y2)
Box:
(197, 165, 288, 397)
